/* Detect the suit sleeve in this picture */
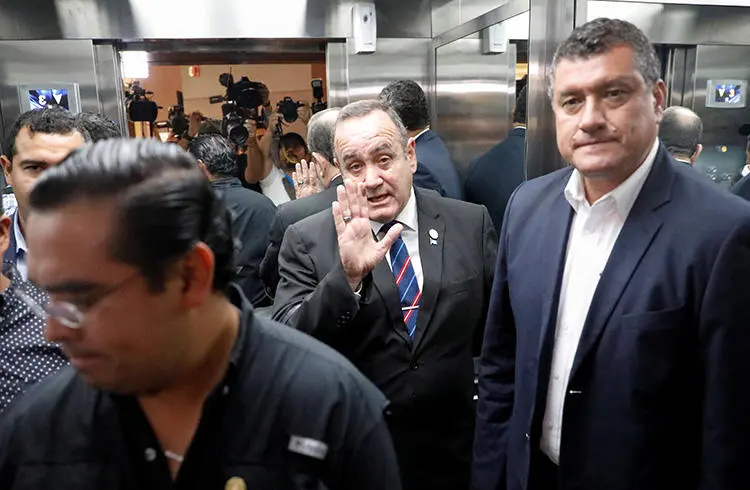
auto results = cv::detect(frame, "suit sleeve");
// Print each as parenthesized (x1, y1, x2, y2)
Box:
(474, 206, 498, 357)
(471, 186, 522, 490)
(260, 211, 286, 298)
(271, 223, 361, 347)
(698, 217, 750, 489)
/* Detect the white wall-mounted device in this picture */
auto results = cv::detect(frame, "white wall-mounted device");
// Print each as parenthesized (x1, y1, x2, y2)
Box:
(351, 2, 376, 54)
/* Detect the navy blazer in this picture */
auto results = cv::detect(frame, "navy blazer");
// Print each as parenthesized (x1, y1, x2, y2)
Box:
(415, 130, 463, 200)
(465, 127, 526, 233)
(473, 146, 750, 490)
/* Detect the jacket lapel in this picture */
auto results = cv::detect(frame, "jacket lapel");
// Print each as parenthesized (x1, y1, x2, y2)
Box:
(569, 147, 674, 378)
(411, 191, 444, 352)
(536, 181, 575, 369)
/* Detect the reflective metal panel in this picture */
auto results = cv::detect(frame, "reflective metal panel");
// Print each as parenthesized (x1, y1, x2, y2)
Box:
(0, 0, 431, 40)
(525, 0, 574, 178)
(691, 45, 750, 187)
(585, 1, 750, 46)
(0, 40, 99, 138)
(435, 35, 517, 171)
(93, 44, 128, 136)
(345, 38, 431, 102)
(327, 42, 350, 108)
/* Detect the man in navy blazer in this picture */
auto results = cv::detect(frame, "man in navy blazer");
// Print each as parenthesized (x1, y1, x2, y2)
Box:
(472, 18, 750, 490)
(380, 80, 463, 199)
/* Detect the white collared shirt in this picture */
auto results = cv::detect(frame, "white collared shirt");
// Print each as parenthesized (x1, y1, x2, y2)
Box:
(413, 127, 430, 142)
(540, 137, 659, 463)
(12, 212, 28, 281)
(259, 166, 292, 207)
(370, 187, 423, 290)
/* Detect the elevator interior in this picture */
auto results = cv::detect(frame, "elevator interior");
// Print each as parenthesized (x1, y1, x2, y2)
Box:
(0, 0, 749, 187)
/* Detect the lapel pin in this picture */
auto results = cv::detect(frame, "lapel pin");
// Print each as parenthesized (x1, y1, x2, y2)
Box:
(429, 228, 439, 246)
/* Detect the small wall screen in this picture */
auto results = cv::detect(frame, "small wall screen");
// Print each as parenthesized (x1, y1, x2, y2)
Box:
(17, 83, 81, 114)
(706, 79, 747, 108)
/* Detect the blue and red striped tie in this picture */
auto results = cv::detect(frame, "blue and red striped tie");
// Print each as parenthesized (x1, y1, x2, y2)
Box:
(382, 221, 421, 341)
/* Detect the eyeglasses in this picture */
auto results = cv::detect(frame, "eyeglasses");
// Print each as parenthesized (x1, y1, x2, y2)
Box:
(14, 272, 141, 329)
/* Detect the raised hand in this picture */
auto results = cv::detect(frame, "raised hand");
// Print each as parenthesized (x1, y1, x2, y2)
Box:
(293, 159, 325, 199)
(332, 179, 403, 291)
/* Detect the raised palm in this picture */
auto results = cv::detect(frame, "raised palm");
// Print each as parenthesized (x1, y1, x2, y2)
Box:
(333, 180, 403, 290)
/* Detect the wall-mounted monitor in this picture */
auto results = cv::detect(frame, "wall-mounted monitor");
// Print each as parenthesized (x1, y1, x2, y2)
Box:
(706, 79, 746, 108)
(16, 83, 81, 114)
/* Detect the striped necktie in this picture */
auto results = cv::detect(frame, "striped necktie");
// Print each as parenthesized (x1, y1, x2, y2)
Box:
(381, 221, 421, 341)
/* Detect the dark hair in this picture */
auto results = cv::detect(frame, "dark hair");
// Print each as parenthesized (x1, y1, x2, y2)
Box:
(2, 107, 90, 159)
(279, 132, 307, 151)
(188, 134, 237, 178)
(659, 106, 703, 157)
(29, 139, 235, 292)
(333, 100, 409, 162)
(75, 112, 121, 142)
(549, 18, 660, 99)
(307, 108, 340, 164)
(513, 85, 528, 124)
(378, 80, 430, 131)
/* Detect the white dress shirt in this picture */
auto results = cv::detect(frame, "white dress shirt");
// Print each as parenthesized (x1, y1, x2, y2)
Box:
(12, 212, 28, 281)
(370, 187, 423, 290)
(540, 138, 659, 463)
(259, 166, 292, 207)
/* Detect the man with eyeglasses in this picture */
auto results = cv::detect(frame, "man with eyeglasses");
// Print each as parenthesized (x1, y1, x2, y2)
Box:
(0, 139, 402, 489)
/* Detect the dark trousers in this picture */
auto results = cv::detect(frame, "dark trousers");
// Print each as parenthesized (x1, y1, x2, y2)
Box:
(529, 451, 560, 490)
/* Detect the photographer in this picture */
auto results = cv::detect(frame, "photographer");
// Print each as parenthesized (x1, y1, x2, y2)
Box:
(244, 103, 312, 206)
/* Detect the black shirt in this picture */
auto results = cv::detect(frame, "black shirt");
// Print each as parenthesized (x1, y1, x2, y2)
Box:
(212, 177, 276, 307)
(0, 286, 401, 490)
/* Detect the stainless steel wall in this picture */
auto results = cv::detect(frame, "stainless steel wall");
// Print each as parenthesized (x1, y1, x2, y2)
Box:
(435, 37, 517, 171)
(691, 44, 750, 186)
(432, 0, 519, 36)
(93, 44, 128, 135)
(0, 40, 100, 137)
(326, 38, 432, 107)
(584, 1, 750, 45)
(0, 0, 431, 40)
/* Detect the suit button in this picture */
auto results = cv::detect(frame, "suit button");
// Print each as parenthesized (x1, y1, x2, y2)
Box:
(409, 362, 419, 371)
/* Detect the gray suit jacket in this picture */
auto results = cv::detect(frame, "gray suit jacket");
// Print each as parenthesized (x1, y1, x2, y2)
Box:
(272, 187, 497, 490)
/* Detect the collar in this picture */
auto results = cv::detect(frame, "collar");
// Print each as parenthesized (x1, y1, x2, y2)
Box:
(328, 173, 343, 188)
(413, 128, 430, 141)
(370, 187, 418, 236)
(13, 212, 26, 256)
(564, 137, 659, 218)
(742, 164, 750, 178)
(211, 177, 243, 189)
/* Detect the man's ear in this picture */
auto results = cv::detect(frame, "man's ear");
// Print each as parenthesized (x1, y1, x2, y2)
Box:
(1, 155, 13, 187)
(178, 242, 215, 309)
(197, 160, 211, 180)
(312, 152, 330, 168)
(653, 80, 667, 123)
(406, 137, 417, 174)
(0, 215, 11, 258)
(691, 144, 703, 165)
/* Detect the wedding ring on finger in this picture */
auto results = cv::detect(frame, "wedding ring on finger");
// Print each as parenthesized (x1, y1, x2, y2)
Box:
(343, 215, 352, 223)
(297, 180, 304, 186)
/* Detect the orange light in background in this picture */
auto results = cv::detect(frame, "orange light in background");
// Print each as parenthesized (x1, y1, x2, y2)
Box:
(189, 66, 201, 78)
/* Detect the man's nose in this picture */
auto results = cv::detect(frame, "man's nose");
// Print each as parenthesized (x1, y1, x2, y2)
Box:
(44, 316, 80, 344)
(578, 97, 607, 133)
(363, 165, 383, 188)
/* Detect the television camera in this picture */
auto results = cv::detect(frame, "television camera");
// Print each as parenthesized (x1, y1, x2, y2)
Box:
(125, 81, 160, 123)
(209, 73, 270, 147)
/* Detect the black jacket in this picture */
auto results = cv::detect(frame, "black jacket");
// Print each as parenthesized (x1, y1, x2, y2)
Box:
(212, 177, 276, 306)
(0, 286, 402, 490)
(260, 175, 343, 297)
(272, 188, 497, 490)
